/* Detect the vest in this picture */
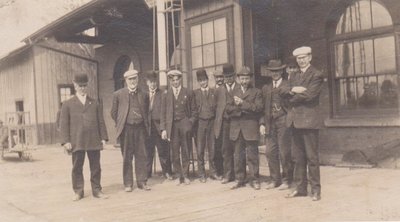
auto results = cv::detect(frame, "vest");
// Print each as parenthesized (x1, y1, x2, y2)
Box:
(173, 92, 186, 121)
(199, 91, 214, 120)
(126, 92, 143, 125)
(271, 87, 285, 119)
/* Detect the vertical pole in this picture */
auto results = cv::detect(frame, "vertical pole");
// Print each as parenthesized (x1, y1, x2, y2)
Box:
(157, 0, 168, 89)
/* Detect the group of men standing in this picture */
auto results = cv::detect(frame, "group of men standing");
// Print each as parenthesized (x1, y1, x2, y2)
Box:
(59, 46, 323, 202)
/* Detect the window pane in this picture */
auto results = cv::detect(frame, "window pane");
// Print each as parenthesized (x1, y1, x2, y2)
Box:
(375, 36, 396, 74)
(336, 8, 352, 34)
(192, 47, 203, 69)
(205, 67, 216, 88)
(378, 75, 398, 108)
(353, 40, 374, 75)
(357, 78, 378, 108)
(215, 41, 228, 65)
(203, 44, 215, 67)
(372, 1, 392, 28)
(335, 43, 354, 77)
(191, 25, 202, 47)
(214, 18, 227, 41)
(202, 21, 214, 44)
(192, 69, 200, 89)
(338, 78, 357, 109)
(351, 0, 372, 32)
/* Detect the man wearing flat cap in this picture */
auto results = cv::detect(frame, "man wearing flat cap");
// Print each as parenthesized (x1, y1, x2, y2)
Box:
(259, 59, 293, 190)
(226, 66, 263, 190)
(214, 63, 241, 184)
(160, 69, 197, 185)
(213, 70, 224, 88)
(145, 70, 173, 180)
(282, 46, 323, 201)
(60, 73, 109, 201)
(111, 69, 151, 192)
(193, 69, 220, 182)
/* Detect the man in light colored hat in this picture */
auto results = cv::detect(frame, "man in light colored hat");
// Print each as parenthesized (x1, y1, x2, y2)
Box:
(60, 73, 109, 201)
(111, 69, 151, 192)
(213, 70, 224, 88)
(283, 46, 323, 201)
(160, 69, 197, 185)
(193, 69, 220, 182)
(214, 64, 241, 184)
(259, 59, 293, 190)
(226, 66, 263, 190)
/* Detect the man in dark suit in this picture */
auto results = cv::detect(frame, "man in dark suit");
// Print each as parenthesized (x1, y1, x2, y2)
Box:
(193, 69, 220, 182)
(111, 69, 151, 192)
(283, 46, 324, 201)
(214, 64, 241, 184)
(60, 73, 109, 201)
(260, 59, 293, 190)
(160, 69, 197, 185)
(145, 71, 173, 180)
(226, 66, 263, 190)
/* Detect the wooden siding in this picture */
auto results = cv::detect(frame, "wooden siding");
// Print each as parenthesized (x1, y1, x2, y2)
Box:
(33, 45, 97, 144)
(0, 50, 37, 144)
(184, 0, 234, 19)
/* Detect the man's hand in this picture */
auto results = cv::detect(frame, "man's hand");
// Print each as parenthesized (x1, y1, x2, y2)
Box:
(291, 86, 307, 94)
(63, 142, 72, 155)
(234, 96, 243, 105)
(161, 130, 168, 141)
(259, 125, 266, 136)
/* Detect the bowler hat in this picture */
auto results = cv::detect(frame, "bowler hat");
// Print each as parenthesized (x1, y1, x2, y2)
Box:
(196, 69, 208, 80)
(266, 59, 286, 70)
(145, 70, 158, 81)
(237, 66, 252, 76)
(167, 69, 182, 77)
(124, 70, 139, 79)
(222, 64, 235, 77)
(73, 74, 88, 84)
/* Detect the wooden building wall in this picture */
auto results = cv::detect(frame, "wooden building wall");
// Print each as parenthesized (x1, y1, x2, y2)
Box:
(33, 44, 97, 144)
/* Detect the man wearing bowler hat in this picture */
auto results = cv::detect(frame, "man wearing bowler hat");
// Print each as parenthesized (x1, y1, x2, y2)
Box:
(160, 69, 197, 185)
(60, 73, 109, 201)
(214, 64, 241, 184)
(111, 69, 151, 192)
(283, 46, 323, 201)
(260, 59, 293, 190)
(226, 66, 263, 190)
(193, 69, 220, 182)
(145, 70, 173, 180)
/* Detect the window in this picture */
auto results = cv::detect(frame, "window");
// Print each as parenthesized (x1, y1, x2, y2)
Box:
(331, 0, 397, 116)
(187, 8, 233, 89)
(59, 84, 75, 105)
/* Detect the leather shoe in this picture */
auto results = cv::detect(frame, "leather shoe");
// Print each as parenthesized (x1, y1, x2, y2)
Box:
(93, 191, 109, 199)
(165, 173, 173, 180)
(210, 174, 223, 181)
(221, 178, 230, 184)
(199, 176, 206, 183)
(124, 187, 133, 192)
(230, 182, 245, 190)
(285, 190, 307, 198)
(277, 183, 290, 190)
(72, 193, 82, 201)
(184, 177, 191, 185)
(250, 181, 261, 190)
(138, 183, 151, 191)
(265, 182, 279, 190)
(312, 193, 321, 201)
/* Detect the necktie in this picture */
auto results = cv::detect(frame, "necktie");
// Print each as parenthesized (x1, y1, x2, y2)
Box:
(174, 88, 179, 99)
(273, 81, 277, 89)
(149, 91, 155, 110)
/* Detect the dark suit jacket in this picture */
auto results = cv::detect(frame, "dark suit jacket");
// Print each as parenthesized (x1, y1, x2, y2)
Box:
(111, 88, 150, 140)
(226, 86, 263, 141)
(60, 96, 108, 151)
(259, 80, 289, 135)
(160, 87, 197, 140)
(214, 83, 240, 139)
(148, 88, 163, 135)
(193, 88, 217, 119)
(281, 65, 324, 129)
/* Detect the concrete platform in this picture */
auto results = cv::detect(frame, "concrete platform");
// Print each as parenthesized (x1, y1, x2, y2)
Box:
(1, 145, 400, 222)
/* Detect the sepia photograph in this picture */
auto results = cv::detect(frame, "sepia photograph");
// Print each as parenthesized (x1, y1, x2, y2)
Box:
(1, 0, 400, 221)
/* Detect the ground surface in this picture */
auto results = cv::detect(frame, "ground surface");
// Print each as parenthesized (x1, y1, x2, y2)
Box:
(1, 145, 400, 222)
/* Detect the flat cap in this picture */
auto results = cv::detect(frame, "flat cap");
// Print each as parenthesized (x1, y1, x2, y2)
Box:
(237, 66, 252, 76)
(213, 70, 223, 77)
(124, 69, 139, 78)
(167, 69, 182, 77)
(73, 73, 89, 84)
(293, 46, 312, 57)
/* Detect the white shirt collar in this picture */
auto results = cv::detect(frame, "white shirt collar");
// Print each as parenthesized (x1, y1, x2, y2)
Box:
(172, 85, 181, 93)
(128, 87, 137, 93)
(201, 86, 209, 91)
(273, 78, 282, 88)
(76, 93, 87, 105)
(300, 64, 310, 73)
(241, 85, 247, 93)
(226, 82, 235, 90)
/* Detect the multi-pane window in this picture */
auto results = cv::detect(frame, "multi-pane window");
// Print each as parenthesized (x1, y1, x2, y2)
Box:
(59, 84, 75, 105)
(332, 0, 397, 115)
(190, 17, 229, 89)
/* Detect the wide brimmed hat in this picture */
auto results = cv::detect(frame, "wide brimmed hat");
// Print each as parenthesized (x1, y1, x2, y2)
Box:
(237, 66, 253, 76)
(73, 74, 89, 84)
(196, 69, 208, 80)
(266, 59, 286, 70)
(222, 64, 235, 77)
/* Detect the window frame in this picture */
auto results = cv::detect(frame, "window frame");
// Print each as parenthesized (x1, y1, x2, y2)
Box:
(58, 84, 75, 106)
(185, 6, 235, 89)
(329, 0, 399, 118)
